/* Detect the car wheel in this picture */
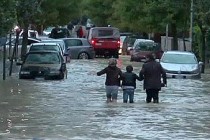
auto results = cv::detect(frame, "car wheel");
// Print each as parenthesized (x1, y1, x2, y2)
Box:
(78, 52, 89, 59)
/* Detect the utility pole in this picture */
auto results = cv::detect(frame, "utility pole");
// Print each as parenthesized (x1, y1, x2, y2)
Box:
(189, 0, 194, 51)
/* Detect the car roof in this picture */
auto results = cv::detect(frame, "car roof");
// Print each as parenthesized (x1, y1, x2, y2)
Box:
(31, 42, 59, 46)
(91, 27, 119, 30)
(135, 39, 154, 42)
(164, 51, 195, 55)
(41, 39, 64, 42)
(61, 38, 88, 41)
(27, 50, 60, 54)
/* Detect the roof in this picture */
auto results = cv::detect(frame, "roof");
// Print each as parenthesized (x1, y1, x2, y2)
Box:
(164, 51, 195, 55)
(31, 42, 59, 46)
(91, 27, 119, 30)
(27, 50, 60, 54)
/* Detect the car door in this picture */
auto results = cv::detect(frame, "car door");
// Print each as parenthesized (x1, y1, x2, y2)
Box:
(65, 39, 83, 59)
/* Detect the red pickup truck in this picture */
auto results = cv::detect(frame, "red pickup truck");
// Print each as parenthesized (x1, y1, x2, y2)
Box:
(87, 27, 120, 58)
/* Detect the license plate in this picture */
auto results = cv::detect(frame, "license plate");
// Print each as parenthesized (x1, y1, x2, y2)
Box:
(96, 43, 102, 45)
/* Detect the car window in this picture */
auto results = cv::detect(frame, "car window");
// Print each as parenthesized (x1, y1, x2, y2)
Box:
(65, 39, 82, 47)
(25, 53, 60, 64)
(135, 42, 155, 51)
(41, 41, 65, 51)
(162, 54, 197, 64)
(91, 28, 120, 38)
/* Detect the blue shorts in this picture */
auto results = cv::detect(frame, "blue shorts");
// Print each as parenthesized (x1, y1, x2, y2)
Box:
(105, 86, 119, 99)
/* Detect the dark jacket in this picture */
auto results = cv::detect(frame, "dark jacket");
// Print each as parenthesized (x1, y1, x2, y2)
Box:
(97, 66, 122, 86)
(121, 72, 142, 89)
(139, 60, 167, 90)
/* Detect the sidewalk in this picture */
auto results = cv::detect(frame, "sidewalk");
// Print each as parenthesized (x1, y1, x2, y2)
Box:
(0, 57, 20, 77)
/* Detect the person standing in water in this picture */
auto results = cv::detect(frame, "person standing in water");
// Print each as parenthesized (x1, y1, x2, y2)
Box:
(97, 58, 122, 103)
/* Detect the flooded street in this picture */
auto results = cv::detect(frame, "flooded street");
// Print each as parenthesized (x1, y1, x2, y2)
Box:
(0, 56, 210, 140)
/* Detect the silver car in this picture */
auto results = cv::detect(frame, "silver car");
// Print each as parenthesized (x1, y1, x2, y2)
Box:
(28, 42, 63, 55)
(160, 51, 203, 79)
(62, 38, 95, 59)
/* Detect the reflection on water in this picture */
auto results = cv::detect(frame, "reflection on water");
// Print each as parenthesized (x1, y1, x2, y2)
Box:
(0, 57, 210, 139)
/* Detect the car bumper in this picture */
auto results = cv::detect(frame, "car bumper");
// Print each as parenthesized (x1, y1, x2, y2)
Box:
(130, 55, 146, 62)
(166, 73, 201, 79)
(19, 71, 62, 79)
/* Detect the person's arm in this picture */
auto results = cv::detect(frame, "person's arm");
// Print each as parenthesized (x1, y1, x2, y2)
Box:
(160, 65, 167, 86)
(135, 73, 143, 81)
(139, 64, 145, 80)
(97, 67, 107, 76)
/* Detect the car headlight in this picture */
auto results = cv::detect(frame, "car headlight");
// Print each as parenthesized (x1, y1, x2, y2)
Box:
(191, 68, 200, 74)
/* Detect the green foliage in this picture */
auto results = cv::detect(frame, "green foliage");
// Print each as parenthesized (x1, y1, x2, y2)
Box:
(39, 0, 82, 27)
(0, 0, 16, 36)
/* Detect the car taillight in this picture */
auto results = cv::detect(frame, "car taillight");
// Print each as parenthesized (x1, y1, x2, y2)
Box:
(117, 40, 120, 47)
(91, 39, 95, 45)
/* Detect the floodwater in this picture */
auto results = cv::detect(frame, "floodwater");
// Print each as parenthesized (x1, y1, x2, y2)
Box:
(0, 56, 210, 140)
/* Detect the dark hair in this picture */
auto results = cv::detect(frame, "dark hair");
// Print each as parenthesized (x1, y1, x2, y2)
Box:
(126, 65, 133, 72)
(146, 53, 155, 61)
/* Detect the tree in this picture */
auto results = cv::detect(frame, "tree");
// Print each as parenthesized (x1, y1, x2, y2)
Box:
(194, 0, 210, 72)
(81, 0, 117, 26)
(0, 0, 16, 37)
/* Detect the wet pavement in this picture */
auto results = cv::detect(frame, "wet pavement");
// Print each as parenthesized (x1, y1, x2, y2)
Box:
(0, 56, 210, 140)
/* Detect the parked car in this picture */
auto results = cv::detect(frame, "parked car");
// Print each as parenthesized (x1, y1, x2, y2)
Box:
(17, 51, 66, 80)
(40, 39, 71, 62)
(40, 39, 66, 54)
(62, 38, 95, 59)
(130, 39, 163, 62)
(28, 43, 63, 55)
(160, 51, 203, 79)
(121, 34, 138, 55)
(87, 27, 120, 58)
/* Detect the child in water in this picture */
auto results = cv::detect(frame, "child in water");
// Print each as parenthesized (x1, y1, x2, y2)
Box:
(121, 65, 142, 103)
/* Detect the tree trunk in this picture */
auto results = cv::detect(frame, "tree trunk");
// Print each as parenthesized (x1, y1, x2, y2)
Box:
(171, 23, 178, 50)
(182, 31, 186, 51)
(201, 29, 206, 73)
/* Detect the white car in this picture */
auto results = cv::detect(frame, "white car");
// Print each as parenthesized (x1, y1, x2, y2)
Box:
(28, 42, 64, 55)
(160, 51, 203, 79)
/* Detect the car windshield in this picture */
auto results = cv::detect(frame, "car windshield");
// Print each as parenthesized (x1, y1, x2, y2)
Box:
(25, 53, 60, 64)
(161, 53, 197, 64)
(30, 45, 60, 52)
(92, 28, 120, 38)
(135, 42, 156, 51)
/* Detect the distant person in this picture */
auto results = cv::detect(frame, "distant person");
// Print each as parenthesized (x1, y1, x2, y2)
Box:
(49, 26, 60, 39)
(78, 26, 84, 38)
(139, 54, 167, 103)
(97, 58, 122, 103)
(121, 65, 142, 103)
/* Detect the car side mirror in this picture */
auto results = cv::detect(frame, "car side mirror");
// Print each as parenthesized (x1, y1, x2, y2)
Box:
(155, 59, 160, 62)
(199, 61, 203, 65)
(63, 52, 69, 56)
